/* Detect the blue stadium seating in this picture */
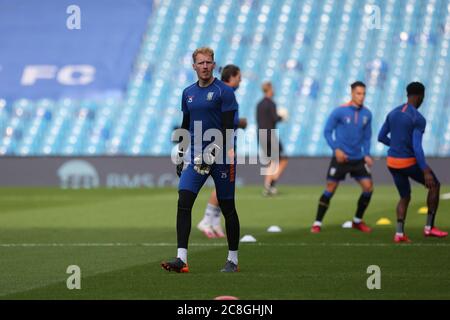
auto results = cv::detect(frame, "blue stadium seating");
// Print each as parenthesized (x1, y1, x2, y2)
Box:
(1, 0, 449, 156)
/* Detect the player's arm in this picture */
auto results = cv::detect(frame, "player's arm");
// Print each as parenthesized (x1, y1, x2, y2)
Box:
(363, 113, 373, 166)
(412, 129, 427, 170)
(324, 109, 347, 162)
(270, 103, 283, 123)
(176, 93, 190, 176)
(413, 128, 435, 188)
(221, 87, 239, 163)
(237, 118, 247, 129)
(181, 112, 190, 130)
(324, 109, 339, 150)
(222, 111, 236, 162)
(377, 116, 391, 146)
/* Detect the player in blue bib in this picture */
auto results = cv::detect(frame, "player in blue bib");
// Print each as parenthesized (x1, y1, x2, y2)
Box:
(161, 48, 240, 273)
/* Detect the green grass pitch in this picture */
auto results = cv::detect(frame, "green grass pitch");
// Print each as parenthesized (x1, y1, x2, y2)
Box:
(0, 185, 449, 299)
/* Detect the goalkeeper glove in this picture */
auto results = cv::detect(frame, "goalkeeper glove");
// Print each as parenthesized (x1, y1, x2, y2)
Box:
(193, 143, 221, 175)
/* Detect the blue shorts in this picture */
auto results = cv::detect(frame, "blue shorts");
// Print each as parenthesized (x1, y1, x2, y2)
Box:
(178, 163, 236, 200)
(388, 164, 439, 198)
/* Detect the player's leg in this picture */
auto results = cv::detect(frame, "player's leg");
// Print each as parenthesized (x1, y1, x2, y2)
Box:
(161, 165, 208, 272)
(268, 142, 288, 195)
(388, 167, 412, 242)
(350, 160, 374, 232)
(212, 163, 240, 272)
(311, 158, 344, 233)
(197, 189, 222, 238)
(209, 189, 226, 237)
(408, 166, 447, 237)
(209, 189, 225, 237)
(311, 180, 339, 233)
(349, 178, 373, 232)
(263, 160, 276, 196)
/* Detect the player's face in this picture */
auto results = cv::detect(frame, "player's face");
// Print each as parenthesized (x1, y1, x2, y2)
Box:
(229, 71, 242, 89)
(416, 94, 425, 108)
(193, 53, 215, 82)
(351, 86, 366, 106)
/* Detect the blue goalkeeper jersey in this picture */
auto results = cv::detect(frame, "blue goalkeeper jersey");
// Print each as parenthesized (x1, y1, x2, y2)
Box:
(324, 102, 372, 160)
(181, 78, 238, 160)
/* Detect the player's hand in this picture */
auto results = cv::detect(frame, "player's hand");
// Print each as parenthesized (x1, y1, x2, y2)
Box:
(423, 168, 436, 189)
(364, 156, 374, 167)
(193, 156, 212, 175)
(335, 149, 348, 163)
(193, 143, 221, 175)
(238, 118, 248, 129)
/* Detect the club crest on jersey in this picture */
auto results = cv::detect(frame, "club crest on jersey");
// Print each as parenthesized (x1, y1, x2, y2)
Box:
(329, 167, 336, 176)
(363, 116, 369, 125)
(345, 117, 351, 124)
(187, 96, 194, 103)
(207, 92, 215, 101)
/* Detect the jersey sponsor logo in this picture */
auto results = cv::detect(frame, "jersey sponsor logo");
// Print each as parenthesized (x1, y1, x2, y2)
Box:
(329, 167, 337, 176)
(206, 92, 214, 101)
(187, 96, 194, 103)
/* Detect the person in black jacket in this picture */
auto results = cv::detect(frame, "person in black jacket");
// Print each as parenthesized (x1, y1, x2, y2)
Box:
(256, 82, 288, 196)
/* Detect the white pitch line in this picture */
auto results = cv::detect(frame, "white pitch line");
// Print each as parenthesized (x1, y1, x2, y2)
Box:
(0, 242, 449, 247)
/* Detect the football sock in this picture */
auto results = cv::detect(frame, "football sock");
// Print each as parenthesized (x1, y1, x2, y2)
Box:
(315, 191, 333, 222)
(425, 210, 436, 229)
(218, 199, 240, 251)
(177, 190, 197, 250)
(355, 191, 373, 220)
(353, 217, 362, 224)
(396, 219, 405, 235)
(270, 179, 277, 188)
(227, 250, 238, 265)
(204, 203, 219, 226)
(177, 248, 187, 264)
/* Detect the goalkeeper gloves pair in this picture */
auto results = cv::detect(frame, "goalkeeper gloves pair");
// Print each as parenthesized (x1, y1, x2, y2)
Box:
(176, 143, 221, 177)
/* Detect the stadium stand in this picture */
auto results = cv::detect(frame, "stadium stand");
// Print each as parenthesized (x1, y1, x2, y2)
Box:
(0, 0, 449, 156)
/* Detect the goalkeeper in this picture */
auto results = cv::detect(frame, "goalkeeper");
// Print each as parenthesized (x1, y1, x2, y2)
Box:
(161, 47, 240, 273)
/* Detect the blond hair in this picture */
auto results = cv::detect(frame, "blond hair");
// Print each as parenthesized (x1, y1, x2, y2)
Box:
(192, 47, 215, 63)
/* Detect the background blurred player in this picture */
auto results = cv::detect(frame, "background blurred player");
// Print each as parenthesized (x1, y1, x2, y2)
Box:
(161, 47, 240, 273)
(311, 81, 373, 233)
(378, 82, 448, 243)
(256, 82, 289, 196)
(197, 64, 247, 239)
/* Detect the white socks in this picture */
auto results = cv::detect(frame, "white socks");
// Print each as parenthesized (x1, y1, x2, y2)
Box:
(177, 248, 187, 264)
(313, 221, 322, 227)
(204, 203, 221, 226)
(178, 249, 237, 266)
(227, 250, 238, 265)
(353, 217, 362, 224)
